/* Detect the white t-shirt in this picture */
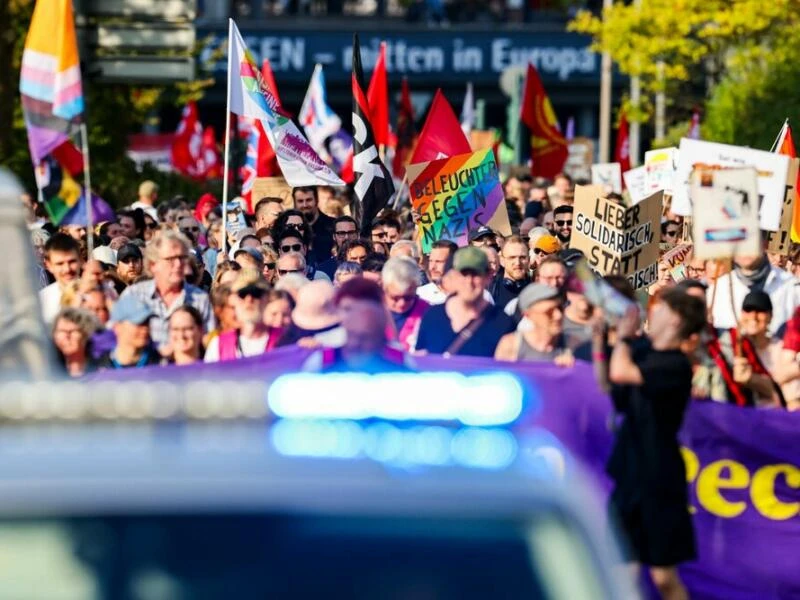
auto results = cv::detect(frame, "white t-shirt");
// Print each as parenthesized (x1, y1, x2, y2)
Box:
(204, 332, 269, 362)
(130, 201, 158, 221)
(416, 283, 494, 306)
(39, 282, 63, 324)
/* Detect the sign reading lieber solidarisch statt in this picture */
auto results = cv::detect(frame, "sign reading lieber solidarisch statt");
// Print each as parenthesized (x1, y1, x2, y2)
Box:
(407, 149, 505, 253)
(572, 185, 662, 289)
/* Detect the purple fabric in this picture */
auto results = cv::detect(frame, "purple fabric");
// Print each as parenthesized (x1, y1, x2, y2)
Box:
(61, 191, 116, 226)
(87, 351, 800, 599)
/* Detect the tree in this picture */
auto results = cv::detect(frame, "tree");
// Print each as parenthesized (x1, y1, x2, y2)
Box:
(568, 0, 799, 135)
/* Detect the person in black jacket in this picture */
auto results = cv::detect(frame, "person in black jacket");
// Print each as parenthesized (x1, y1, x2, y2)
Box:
(492, 235, 531, 310)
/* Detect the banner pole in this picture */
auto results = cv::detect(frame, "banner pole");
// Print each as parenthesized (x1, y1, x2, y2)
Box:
(221, 19, 235, 257)
(80, 123, 94, 253)
(392, 173, 408, 211)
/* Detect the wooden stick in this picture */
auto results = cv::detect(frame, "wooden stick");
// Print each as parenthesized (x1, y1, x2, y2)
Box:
(728, 257, 742, 357)
(392, 173, 409, 211)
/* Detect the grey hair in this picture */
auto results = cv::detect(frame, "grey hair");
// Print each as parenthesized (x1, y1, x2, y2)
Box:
(381, 256, 422, 289)
(389, 239, 419, 259)
(275, 272, 309, 295)
(30, 228, 51, 248)
(279, 250, 306, 270)
(334, 261, 363, 283)
(144, 229, 191, 265)
(53, 307, 101, 339)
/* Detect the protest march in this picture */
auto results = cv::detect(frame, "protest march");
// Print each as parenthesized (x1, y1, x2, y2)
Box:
(6, 0, 800, 599)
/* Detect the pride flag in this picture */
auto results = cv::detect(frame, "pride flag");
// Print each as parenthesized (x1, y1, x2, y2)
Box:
(35, 156, 82, 225)
(227, 19, 343, 187)
(20, 0, 84, 163)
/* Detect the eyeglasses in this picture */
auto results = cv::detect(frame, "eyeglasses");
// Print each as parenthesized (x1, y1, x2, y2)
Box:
(181, 227, 200, 234)
(55, 328, 83, 337)
(335, 229, 358, 237)
(555, 220, 572, 227)
(161, 254, 189, 264)
(264, 262, 276, 269)
(286, 222, 306, 231)
(237, 285, 267, 300)
(373, 231, 388, 238)
(664, 229, 679, 237)
(281, 244, 303, 253)
(278, 268, 302, 275)
(533, 248, 551, 256)
(146, 223, 159, 230)
(687, 266, 706, 275)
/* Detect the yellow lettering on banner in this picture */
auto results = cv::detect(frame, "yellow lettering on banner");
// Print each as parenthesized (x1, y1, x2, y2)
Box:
(681, 447, 700, 514)
(751, 464, 800, 521)
(697, 460, 750, 518)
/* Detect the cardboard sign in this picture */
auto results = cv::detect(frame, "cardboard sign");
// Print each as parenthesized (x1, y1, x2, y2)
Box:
(571, 185, 662, 289)
(591, 162, 623, 194)
(225, 198, 248, 238)
(564, 137, 594, 181)
(672, 138, 791, 231)
(407, 149, 505, 253)
(766, 158, 800, 255)
(251, 176, 294, 210)
(660, 242, 693, 271)
(644, 147, 678, 195)
(691, 168, 761, 260)
(623, 165, 648, 204)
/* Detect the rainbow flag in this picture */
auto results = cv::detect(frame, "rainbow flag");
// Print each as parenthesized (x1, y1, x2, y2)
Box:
(20, 0, 84, 163)
(227, 19, 343, 187)
(35, 156, 82, 225)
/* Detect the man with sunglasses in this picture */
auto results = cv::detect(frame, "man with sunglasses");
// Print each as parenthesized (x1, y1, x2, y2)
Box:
(119, 230, 214, 350)
(661, 219, 681, 245)
(178, 216, 204, 248)
(204, 274, 277, 362)
(276, 230, 331, 282)
(552, 205, 574, 247)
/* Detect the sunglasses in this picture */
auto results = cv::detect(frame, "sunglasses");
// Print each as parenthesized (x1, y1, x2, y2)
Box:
(264, 262, 276, 269)
(237, 285, 267, 300)
(335, 230, 357, 236)
(665, 230, 679, 237)
(146, 223, 159, 230)
(555, 220, 572, 227)
(533, 248, 551, 256)
(181, 227, 200, 233)
(278, 268, 302, 275)
(281, 243, 303, 253)
(287, 223, 306, 231)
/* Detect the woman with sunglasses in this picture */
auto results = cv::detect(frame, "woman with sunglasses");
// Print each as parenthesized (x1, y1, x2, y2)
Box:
(204, 272, 280, 362)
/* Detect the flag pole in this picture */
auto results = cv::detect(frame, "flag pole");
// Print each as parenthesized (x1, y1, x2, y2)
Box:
(770, 118, 789, 153)
(80, 123, 94, 252)
(221, 19, 235, 257)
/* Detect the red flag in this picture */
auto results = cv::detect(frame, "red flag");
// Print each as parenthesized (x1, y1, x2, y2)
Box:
(520, 63, 568, 179)
(171, 101, 201, 175)
(51, 140, 84, 176)
(410, 89, 471, 164)
(261, 58, 283, 109)
(614, 109, 631, 174)
(774, 121, 800, 242)
(367, 41, 389, 148)
(196, 126, 221, 180)
(392, 77, 416, 177)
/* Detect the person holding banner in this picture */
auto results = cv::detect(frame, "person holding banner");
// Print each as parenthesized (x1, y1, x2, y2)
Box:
(607, 289, 707, 600)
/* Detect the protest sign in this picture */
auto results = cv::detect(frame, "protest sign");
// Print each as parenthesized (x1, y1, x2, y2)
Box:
(407, 149, 505, 253)
(644, 146, 678, 195)
(571, 185, 662, 289)
(252, 176, 293, 209)
(691, 167, 761, 260)
(564, 137, 593, 181)
(622, 165, 648, 204)
(569, 258, 635, 322)
(660, 242, 693, 270)
(672, 138, 791, 231)
(590, 162, 622, 194)
(225, 198, 248, 239)
(765, 158, 799, 255)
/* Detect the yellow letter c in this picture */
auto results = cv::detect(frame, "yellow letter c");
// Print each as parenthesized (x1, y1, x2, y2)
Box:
(751, 464, 800, 521)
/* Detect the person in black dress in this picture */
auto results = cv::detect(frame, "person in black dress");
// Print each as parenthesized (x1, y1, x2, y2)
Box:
(607, 288, 707, 600)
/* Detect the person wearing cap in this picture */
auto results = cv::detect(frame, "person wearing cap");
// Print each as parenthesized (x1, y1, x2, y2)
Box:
(131, 180, 159, 221)
(493, 235, 531, 309)
(116, 243, 143, 286)
(279, 280, 345, 348)
(552, 205, 573, 246)
(234, 246, 264, 273)
(119, 230, 214, 350)
(495, 283, 574, 364)
(531, 234, 561, 270)
(96, 295, 162, 369)
(468, 226, 499, 251)
(417, 240, 495, 307)
(415, 247, 515, 357)
(204, 271, 279, 362)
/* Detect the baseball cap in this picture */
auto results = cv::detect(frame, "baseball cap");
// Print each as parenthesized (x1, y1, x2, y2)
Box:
(468, 226, 495, 243)
(234, 247, 264, 264)
(453, 246, 489, 275)
(518, 283, 562, 312)
(91, 246, 117, 267)
(534, 235, 561, 254)
(742, 291, 773, 313)
(110, 295, 153, 325)
(117, 243, 143, 263)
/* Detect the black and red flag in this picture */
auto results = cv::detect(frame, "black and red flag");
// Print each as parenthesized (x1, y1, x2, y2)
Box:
(352, 33, 394, 236)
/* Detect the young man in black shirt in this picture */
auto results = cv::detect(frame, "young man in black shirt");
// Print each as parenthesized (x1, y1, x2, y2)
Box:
(608, 288, 707, 600)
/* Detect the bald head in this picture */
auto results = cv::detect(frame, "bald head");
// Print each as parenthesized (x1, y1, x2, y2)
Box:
(342, 300, 386, 355)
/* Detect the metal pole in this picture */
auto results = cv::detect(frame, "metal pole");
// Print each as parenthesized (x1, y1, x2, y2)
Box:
(655, 61, 666, 141)
(629, 0, 641, 166)
(80, 123, 94, 252)
(598, 0, 613, 163)
(221, 19, 235, 257)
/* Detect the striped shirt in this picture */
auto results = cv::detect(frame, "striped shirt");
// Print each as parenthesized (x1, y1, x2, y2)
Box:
(119, 279, 214, 349)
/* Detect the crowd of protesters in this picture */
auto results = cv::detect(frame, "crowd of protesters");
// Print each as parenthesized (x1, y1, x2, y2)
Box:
(25, 173, 800, 411)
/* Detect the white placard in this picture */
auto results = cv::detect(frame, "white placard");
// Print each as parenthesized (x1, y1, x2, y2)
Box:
(644, 147, 678, 195)
(591, 162, 622, 194)
(623, 165, 648, 205)
(672, 138, 790, 231)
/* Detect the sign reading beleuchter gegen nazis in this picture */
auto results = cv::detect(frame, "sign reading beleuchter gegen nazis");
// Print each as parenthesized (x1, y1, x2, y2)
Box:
(407, 149, 506, 253)
(571, 185, 662, 289)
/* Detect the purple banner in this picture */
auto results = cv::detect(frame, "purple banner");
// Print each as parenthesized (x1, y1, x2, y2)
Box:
(88, 349, 800, 598)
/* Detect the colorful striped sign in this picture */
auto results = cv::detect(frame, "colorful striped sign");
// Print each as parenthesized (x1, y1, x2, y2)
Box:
(407, 149, 505, 253)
